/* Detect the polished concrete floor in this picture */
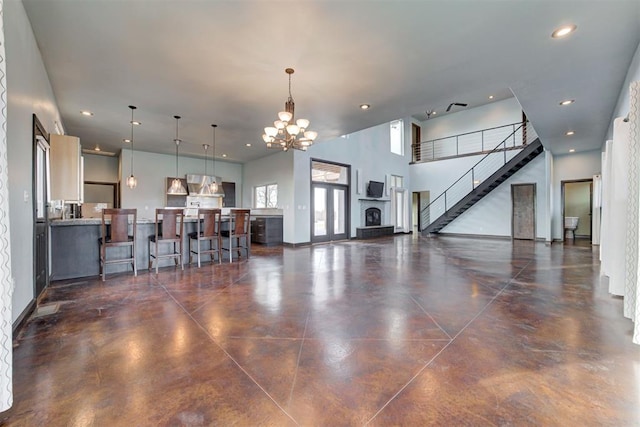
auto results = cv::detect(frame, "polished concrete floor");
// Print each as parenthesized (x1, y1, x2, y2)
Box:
(3, 235, 640, 425)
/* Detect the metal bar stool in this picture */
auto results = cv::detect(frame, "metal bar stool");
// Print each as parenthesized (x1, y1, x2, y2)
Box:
(99, 208, 137, 281)
(149, 208, 184, 274)
(188, 208, 223, 267)
(222, 209, 251, 263)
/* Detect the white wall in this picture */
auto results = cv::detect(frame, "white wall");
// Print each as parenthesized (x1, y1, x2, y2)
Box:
(83, 153, 118, 182)
(552, 149, 601, 240)
(419, 97, 522, 141)
(607, 40, 640, 140)
(290, 121, 412, 244)
(5, 0, 63, 322)
(242, 151, 295, 241)
(120, 149, 243, 220)
(440, 154, 548, 238)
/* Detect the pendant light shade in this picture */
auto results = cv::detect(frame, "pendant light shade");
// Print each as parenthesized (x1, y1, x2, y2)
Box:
(126, 105, 138, 189)
(167, 115, 187, 195)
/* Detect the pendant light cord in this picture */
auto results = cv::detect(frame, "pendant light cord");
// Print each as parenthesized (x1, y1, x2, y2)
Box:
(129, 105, 136, 176)
(174, 116, 181, 177)
(212, 124, 217, 176)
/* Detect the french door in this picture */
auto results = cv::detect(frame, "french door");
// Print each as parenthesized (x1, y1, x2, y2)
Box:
(312, 184, 349, 243)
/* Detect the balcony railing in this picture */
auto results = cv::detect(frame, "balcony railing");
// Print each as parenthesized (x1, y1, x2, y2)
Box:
(412, 121, 527, 163)
(419, 121, 538, 230)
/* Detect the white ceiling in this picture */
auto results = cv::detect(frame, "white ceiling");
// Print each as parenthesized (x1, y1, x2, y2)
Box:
(22, 0, 640, 163)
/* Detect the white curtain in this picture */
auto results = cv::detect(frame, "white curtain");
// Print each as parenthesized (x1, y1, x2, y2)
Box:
(604, 81, 640, 344)
(601, 119, 630, 296)
(592, 174, 602, 245)
(0, 0, 13, 410)
(630, 81, 640, 344)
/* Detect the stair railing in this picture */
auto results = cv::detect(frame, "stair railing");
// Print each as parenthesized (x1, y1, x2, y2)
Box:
(420, 121, 537, 230)
(412, 121, 526, 163)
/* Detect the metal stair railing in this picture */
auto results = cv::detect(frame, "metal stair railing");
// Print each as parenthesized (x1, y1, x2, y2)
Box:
(420, 121, 537, 230)
(412, 121, 526, 163)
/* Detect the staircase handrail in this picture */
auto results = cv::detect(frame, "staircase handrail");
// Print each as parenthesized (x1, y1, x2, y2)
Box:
(420, 122, 535, 230)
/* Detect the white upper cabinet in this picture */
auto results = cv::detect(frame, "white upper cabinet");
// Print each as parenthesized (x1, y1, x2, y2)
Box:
(50, 134, 83, 202)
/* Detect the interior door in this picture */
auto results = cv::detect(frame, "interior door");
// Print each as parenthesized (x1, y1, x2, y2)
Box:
(512, 183, 535, 240)
(33, 115, 50, 298)
(312, 183, 349, 243)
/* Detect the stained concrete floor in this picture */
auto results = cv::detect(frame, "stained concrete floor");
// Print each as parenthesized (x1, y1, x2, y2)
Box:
(3, 235, 640, 425)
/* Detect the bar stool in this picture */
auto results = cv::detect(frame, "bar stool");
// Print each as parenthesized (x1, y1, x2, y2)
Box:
(188, 208, 223, 267)
(149, 208, 184, 274)
(222, 209, 251, 263)
(99, 208, 137, 281)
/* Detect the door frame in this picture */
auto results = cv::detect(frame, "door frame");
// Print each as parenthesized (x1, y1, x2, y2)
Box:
(561, 178, 593, 242)
(32, 114, 50, 299)
(310, 158, 350, 243)
(511, 183, 536, 240)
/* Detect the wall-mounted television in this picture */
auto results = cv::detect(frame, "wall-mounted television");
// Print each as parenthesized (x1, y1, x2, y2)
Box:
(367, 180, 384, 198)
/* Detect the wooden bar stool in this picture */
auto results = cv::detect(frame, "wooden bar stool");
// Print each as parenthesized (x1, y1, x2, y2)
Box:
(149, 208, 184, 274)
(99, 208, 137, 281)
(188, 208, 223, 267)
(222, 209, 251, 263)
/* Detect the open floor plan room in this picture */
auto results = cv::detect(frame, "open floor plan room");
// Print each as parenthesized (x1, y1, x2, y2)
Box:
(4, 235, 639, 425)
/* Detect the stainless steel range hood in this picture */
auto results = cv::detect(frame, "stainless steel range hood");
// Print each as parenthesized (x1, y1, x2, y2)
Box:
(186, 174, 225, 197)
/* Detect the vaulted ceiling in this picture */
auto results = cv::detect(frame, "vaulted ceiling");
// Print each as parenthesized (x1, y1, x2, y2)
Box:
(22, 0, 640, 163)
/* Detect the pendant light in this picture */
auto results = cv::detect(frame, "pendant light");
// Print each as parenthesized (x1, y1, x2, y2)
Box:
(210, 124, 219, 193)
(167, 115, 187, 195)
(126, 105, 138, 189)
(199, 143, 214, 196)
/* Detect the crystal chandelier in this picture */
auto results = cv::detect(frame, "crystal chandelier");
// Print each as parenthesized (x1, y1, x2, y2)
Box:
(167, 115, 187, 195)
(263, 68, 318, 151)
(126, 105, 138, 189)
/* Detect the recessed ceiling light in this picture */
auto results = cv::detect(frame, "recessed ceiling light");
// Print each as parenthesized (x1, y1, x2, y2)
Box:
(360, 104, 370, 110)
(432, 111, 437, 115)
(552, 24, 577, 39)
(559, 99, 575, 106)
(488, 95, 494, 99)
(131, 120, 141, 126)
(81, 110, 94, 116)
(222, 154, 227, 157)
(569, 149, 576, 153)
(246, 143, 252, 147)
(123, 138, 131, 143)
(566, 131, 575, 136)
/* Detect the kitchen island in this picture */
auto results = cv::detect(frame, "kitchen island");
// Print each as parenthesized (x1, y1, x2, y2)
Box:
(50, 211, 283, 280)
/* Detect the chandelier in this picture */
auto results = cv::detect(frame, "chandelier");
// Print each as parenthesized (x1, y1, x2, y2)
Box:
(263, 68, 318, 151)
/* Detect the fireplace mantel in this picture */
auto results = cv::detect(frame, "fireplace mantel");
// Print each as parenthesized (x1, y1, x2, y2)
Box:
(358, 198, 390, 203)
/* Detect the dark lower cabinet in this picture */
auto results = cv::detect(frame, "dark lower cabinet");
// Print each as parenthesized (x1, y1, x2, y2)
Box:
(251, 217, 283, 246)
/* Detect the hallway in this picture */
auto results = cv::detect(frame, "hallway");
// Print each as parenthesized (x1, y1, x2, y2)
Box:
(3, 235, 639, 425)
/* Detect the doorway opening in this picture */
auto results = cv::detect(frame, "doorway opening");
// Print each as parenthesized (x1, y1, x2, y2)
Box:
(412, 191, 430, 233)
(33, 114, 50, 299)
(561, 179, 593, 243)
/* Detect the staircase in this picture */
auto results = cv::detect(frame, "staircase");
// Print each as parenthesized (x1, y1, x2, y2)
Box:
(420, 122, 542, 235)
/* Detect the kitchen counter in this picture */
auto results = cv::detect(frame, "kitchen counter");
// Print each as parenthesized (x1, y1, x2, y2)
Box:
(49, 212, 283, 280)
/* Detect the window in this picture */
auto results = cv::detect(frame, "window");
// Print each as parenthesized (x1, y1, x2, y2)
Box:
(255, 184, 278, 208)
(390, 174, 404, 189)
(390, 119, 404, 156)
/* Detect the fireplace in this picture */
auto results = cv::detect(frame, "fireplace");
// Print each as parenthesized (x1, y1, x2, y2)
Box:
(365, 207, 381, 227)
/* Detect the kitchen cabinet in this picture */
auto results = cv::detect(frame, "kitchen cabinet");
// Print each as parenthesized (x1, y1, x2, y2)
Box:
(50, 134, 83, 202)
(251, 216, 283, 246)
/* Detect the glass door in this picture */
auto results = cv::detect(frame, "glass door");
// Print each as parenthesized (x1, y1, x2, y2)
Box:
(312, 184, 349, 242)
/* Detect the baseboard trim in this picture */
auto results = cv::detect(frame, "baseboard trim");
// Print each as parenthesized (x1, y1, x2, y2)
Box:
(12, 298, 36, 340)
(283, 241, 311, 248)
